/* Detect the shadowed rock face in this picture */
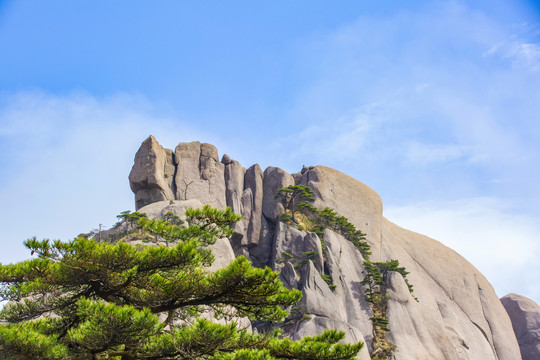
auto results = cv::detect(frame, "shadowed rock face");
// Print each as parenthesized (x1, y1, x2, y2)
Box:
(501, 293, 540, 360)
(129, 137, 523, 360)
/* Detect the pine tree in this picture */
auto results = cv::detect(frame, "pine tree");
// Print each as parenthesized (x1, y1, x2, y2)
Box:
(273, 185, 315, 223)
(0, 205, 363, 360)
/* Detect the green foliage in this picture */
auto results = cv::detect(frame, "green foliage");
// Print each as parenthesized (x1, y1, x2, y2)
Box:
(361, 259, 415, 300)
(275, 186, 371, 260)
(162, 211, 183, 226)
(369, 316, 390, 332)
(272, 186, 416, 360)
(274, 185, 315, 222)
(320, 274, 336, 291)
(280, 213, 293, 223)
(0, 205, 363, 360)
(281, 251, 293, 259)
(360, 259, 417, 359)
(293, 251, 319, 270)
(312, 207, 371, 259)
(116, 210, 147, 227)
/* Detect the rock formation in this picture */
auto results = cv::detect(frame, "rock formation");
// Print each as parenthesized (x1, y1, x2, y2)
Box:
(129, 136, 524, 360)
(129, 136, 176, 209)
(501, 293, 540, 360)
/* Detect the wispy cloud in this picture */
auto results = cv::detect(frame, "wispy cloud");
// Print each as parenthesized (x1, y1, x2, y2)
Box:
(484, 40, 540, 71)
(0, 90, 215, 264)
(280, 105, 382, 163)
(276, 1, 540, 207)
(405, 142, 483, 166)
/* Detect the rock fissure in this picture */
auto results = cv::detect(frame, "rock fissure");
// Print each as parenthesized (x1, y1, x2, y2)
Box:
(477, 287, 498, 357)
(170, 151, 178, 196)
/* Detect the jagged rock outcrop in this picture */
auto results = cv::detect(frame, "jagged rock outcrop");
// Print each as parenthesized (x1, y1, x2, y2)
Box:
(501, 293, 540, 360)
(129, 137, 523, 360)
(129, 135, 176, 209)
(130, 137, 229, 211)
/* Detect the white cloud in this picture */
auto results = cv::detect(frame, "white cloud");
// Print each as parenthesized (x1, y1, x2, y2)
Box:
(0, 90, 216, 264)
(279, 1, 540, 211)
(275, 105, 385, 165)
(484, 40, 540, 71)
(405, 141, 484, 166)
(385, 197, 540, 304)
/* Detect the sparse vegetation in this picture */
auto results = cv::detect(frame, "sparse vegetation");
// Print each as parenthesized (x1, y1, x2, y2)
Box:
(274, 185, 416, 360)
(274, 184, 315, 223)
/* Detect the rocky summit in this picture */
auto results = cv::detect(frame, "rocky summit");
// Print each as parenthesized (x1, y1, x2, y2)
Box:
(129, 136, 539, 360)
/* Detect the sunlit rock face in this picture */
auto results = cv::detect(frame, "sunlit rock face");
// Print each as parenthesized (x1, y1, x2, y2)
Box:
(501, 293, 540, 360)
(130, 136, 523, 360)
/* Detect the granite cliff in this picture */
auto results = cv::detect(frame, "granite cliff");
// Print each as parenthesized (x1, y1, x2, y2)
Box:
(129, 136, 530, 360)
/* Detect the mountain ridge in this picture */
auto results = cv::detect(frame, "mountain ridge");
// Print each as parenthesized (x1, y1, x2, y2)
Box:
(129, 135, 536, 360)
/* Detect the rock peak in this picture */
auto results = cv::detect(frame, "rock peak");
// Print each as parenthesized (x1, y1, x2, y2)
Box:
(130, 137, 523, 360)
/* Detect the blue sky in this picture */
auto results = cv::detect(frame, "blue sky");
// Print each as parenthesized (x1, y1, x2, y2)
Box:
(1, 1, 539, 303)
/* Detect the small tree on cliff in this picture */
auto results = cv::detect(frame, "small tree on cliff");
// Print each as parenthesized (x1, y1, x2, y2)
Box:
(0, 205, 363, 360)
(273, 185, 315, 223)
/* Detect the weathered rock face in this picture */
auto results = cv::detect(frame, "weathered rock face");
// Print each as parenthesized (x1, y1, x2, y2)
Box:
(262, 167, 295, 222)
(501, 293, 540, 360)
(129, 136, 176, 209)
(174, 141, 227, 209)
(130, 137, 523, 360)
(300, 166, 383, 259)
(381, 219, 518, 360)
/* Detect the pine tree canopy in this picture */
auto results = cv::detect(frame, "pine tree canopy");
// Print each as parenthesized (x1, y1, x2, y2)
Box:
(0, 205, 363, 360)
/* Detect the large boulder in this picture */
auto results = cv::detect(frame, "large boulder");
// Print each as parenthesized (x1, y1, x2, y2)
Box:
(223, 155, 246, 246)
(501, 293, 540, 360)
(223, 155, 245, 214)
(129, 136, 176, 210)
(241, 164, 264, 247)
(262, 166, 295, 222)
(270, 222, 324, 274)
(174, 142, 227, 209)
